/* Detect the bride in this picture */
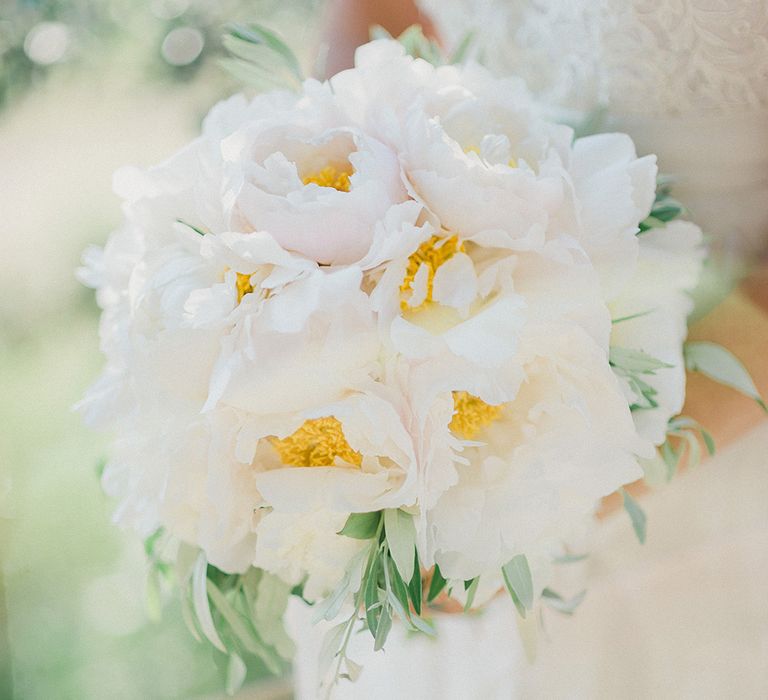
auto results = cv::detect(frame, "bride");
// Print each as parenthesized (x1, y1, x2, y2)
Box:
(287, 2, 768, 698)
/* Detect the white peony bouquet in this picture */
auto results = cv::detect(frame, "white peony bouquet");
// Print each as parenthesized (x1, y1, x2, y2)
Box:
(79, 28, 763, 695)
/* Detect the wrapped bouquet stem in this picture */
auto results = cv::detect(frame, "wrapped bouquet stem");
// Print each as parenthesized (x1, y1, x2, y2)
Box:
(79, 26, 765, 697)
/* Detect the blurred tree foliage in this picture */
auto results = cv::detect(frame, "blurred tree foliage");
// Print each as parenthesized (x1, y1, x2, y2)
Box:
(0, 0, 321, 111)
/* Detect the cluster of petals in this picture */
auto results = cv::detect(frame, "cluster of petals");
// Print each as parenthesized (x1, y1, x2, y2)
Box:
(81, 40, 702, 600)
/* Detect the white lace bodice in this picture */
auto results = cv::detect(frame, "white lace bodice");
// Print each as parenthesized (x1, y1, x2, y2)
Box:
(418, 0, 768, 258)
(418, 0, 768, 117)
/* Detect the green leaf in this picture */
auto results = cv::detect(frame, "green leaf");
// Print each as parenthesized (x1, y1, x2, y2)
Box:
(176, 219, 207, 236)
(384, 508, 416, 582)
(553, 552, 589, 564)
(668, 415, 716, 458)
(225, 23, 303, 82)
(620, 488, 647, 544)
(610, 347, 673, 373)
(640, 452, 668, 487)
(318, 622, 347, 677)
(225, 653, 247, 696)
(611, 309, 656, 325)
(191, 553, 227, 653)
(339, 511, 382, 540)
(501, 555, 534, 618)
(384, 557, 413, 628)
(180, 588, 203, 643)
(408, 612, 436, 636)
(449, 31, 474, 64)
(207, 579, 278, 671)
(363, 551, 382, 636)
(143, 527, 164, 558)
(701, 428, 716, 456)
(314, 545, 369, 623)
(395, 25, 443, 65)
(94, 456, 107, 478)
(541, 588, 586, 615)
(146, 567, 162, 622)
(175, 542, 199, 584)
(463, 577, 479, 611)
(426, 564, 447, 603)
(660, 439, 681, 481)
(408, 550, 422, 615)
(373, 606, 392, 651)
(684, 341, 767, 412)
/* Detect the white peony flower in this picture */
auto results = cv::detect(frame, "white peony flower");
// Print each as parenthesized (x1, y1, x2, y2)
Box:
(423, 323, 644, 582)
(221, 81, 411, 265)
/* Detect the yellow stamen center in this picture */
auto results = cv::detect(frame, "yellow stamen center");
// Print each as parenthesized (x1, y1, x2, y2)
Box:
(236, 272, 254, 303)
(450, 391, 503, 439)
(302, 165, 353, 192)
(464, 144, 518, 168)
(269, 416, 362, 467)
(399, 234, 465, 312)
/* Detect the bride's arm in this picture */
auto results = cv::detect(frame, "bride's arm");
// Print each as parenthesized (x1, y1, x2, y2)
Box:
(320, 0, 433, 77)
(601, 267, 768, 514)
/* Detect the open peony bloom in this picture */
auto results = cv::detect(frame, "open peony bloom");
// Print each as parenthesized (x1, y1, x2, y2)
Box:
(80, 37, 704, 671)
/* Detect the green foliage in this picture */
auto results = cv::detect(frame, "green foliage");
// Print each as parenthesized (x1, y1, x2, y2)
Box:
(501, 554, 534, 618)
(383, 508, 417, 581)
(541, 587, 587, 615)
(319, 511, 436, 696)
(426, 563, 447, 602)
(371, 24, 444, 65)
(143, 540, 294, 696)
(638, 176, 687, 233)
(656, 415, 717, 481)
(176, 219, 207, 236)
(463, 577, 480, 611)
(609, 347, 673, 411)
(448, 31, 476, 64)
(553, 551, 589, 564)
(611, 309, 656, 325)
(338, 511, 382, 539)
(684, 341, 767, 412)
(620, 488, 647, 544)
(220, 23, 304, 91)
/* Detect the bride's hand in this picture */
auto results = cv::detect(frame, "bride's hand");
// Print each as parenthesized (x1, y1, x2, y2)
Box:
(319, 0, 435, 77)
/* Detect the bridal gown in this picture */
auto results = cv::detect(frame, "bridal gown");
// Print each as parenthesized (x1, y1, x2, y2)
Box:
(291, 2, 768, 697)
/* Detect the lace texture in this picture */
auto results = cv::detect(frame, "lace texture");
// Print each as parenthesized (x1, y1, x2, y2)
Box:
(419, 0, 768, 116)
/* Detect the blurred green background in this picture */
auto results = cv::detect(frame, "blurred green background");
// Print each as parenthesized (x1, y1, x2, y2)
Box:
(0, 2, 322, 698)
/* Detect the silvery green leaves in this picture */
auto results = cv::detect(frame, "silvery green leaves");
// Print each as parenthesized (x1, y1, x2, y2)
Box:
(221, 23, 303, 91)
(609, 347, 673, 411)
(321, 509, 432, 694)
(172, 551, 293, 695)
(620, 488, 647, 544)
(655, 415, 715, 483)
(642, 341, 765, 486)
(370, 24, 473, 66)
(358, 509, 433, 643)
(501, 554, 534, 618)
(541, 587, 587, 615)
(384, 508, 417, 582)
(684, 341, 767, 412)
(638, 175, 686, 234)
(371, 25, 442, 65)
(143, 527, 172, 622)
(337, 511, 381, 540)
